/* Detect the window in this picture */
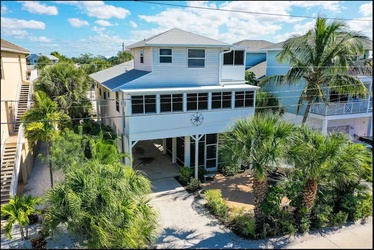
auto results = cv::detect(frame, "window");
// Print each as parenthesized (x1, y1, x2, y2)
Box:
(99, 88, 102, 96)
(140, 49, 144, 63)
(131, 95, 156, 114)
(173, 94, 183, 112)
(188, 49, 205, 68)
(223, 50, 244, 65)
(104, 91, 106, 100)
(116, 92, 120, 112)
(187, 93, 208, 111)
(235, 91, 254, 108)
(160, 49, 172, 63)
(160, 94, 172, 112)
(160, 94, 184, 113)
(211, 92, 232, 109)
(107, 91, 110, 98)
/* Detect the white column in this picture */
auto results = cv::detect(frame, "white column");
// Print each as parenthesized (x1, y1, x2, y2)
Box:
(367, 117, 372, 136)
(172, 137, 177, 164)
(195, 135, 199, 179)
(231, 91, 235, 109)
(162, 138, 166, 154)
(184, 136, 191, 167)
(183, 93, 187, 112)
(156, 94, 160, 114)
(322, 119, 328, 135)
(208, 92, 212, 110)
(123, 135, 132, 167)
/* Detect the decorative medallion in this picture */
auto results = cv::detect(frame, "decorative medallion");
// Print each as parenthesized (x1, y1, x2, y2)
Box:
(190, 112, 204, 126)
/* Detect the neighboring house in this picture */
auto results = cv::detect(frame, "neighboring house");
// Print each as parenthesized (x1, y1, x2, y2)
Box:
(256, 40, 373, 138)
(1, 39, 35, 204)
(28, 53, 59, 65)
(90, 28, 259, 177)
(233, 40, 275, 80)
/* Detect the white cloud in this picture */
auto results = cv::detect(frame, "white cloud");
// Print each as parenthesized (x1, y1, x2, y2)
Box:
(95, 20, 113, 27)
(20, 1, 58, 15)
(1, 4, 8, 13)
(3, 29, 29, 39)
(30, 36, 52, 43)
(290, 1, 342, 13)
(130, 21, 137, 28)
(78, 1, 130, 19)
(347, 18, 373, 39)
(68, 18, 89, 28)
(1, 17, 45, 29)
(359, 2, 372, 17)
(92, 26, 106, 34)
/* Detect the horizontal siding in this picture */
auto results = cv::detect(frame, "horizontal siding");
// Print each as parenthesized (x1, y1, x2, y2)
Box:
(133, 47, 152, 71)
(125, 47, 221, 88)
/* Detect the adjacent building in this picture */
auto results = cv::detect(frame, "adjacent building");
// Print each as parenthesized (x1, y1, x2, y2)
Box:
(1, 39, 36, 204)
(28, 53, 59, 66)
(90, 28, 259, 177)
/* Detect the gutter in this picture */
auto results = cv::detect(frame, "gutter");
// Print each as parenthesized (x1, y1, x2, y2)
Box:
(219, 48, 233, 86)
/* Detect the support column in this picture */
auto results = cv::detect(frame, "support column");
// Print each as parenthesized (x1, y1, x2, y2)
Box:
(184, 136, 191, 167)
(322, 119, 328, 135)
(172, 137, 177, 164)
(367, 117, 372, 136)
(191, 134, 204, 179)
(123, 135, 132, 167)
(162, 138, 166, 154)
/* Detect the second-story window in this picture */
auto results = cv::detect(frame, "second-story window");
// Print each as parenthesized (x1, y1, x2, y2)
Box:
(223, 50, 244, 65)
(187, 93, 208, 111)
(131, 95, 156, 114)
(140, 49, 144, 63)
(235, 91, 254, 108)
(160, 49, 172, 63)
(212, 92, 232, 109)
(188, 49, 205, 68)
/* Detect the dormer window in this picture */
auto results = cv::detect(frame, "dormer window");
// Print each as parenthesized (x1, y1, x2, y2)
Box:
(224, 50, 244, 65)
(160, 49, 172, 63)
(140, 49, 144, 63)
(188, 49, 205, 68)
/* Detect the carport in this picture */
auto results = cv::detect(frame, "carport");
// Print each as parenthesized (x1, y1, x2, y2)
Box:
(132, 139, 180, 181)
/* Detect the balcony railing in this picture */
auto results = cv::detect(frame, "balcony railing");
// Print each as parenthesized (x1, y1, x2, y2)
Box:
(310, 100, 372, 116)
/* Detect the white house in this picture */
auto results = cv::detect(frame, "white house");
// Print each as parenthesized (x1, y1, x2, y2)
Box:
(90, 28, 259, 178)
(27, 53, 59, 65)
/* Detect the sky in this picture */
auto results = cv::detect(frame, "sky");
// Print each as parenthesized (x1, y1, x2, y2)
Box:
(1, 1, 372, 58)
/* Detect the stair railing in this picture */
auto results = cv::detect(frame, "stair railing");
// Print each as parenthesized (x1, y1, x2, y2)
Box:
(13, 75, 22, 126)
(9, 124, 24, 196)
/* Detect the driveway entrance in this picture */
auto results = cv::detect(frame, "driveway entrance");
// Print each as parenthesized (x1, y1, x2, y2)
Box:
(132, 139, 180, 181)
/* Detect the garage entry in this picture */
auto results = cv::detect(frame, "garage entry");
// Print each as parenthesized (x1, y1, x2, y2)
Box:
(132, 139, 180, 181)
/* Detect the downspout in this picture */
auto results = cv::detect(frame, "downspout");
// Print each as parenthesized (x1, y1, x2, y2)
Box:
(219, 48, 233, 86)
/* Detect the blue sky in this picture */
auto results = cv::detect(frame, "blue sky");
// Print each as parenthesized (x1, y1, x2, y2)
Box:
(1, 1, 372, 58)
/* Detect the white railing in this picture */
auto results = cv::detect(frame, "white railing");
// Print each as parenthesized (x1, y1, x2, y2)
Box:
(9, 124, 24, 196)
(14, 75, 22, 123)
(311, 100, 372, 116)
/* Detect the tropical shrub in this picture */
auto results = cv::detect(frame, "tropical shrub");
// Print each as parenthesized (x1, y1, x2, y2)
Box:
(1, 195, 43, 240)
(179, 166, 193, 185)
(221, 163, 241, 176)
(205, 189, 228, 218)
(231, 211, 256, 238)
(329, 211, 348, 227)
(188, 178, 201, 192)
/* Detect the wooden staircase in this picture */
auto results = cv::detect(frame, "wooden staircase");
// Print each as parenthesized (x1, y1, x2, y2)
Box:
(1, 144, 17, 205)
(14, 84, 30, 133)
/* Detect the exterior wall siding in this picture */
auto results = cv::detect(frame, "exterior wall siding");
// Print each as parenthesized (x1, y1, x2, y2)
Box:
(133, 47, 153, 71)
(245, 52, 266, 68)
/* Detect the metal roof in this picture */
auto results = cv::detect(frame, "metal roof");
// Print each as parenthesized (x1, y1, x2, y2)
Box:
(89, 60, 151, 91)
(126, 28, 231, 49)
(1, 38, 29, 54)
(233, 40, 275, 51)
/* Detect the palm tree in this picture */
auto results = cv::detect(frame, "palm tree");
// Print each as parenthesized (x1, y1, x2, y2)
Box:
(220, 113, 294, 233)
(34, 62, 92, 122)
(286, 126, 347, 216)
(1, 195, 42, 240)
(260, 16, 369, 124)
(22, 91, 70, 187)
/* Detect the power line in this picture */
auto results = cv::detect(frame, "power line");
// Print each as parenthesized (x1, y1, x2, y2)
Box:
(135, 0, 373, 22)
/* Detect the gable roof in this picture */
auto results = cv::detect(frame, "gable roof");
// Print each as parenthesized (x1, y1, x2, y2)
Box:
(89, 60, 150, 91)
(247, 61, 266, 79)
(1, 39, 30, 54)
(233, 40, 275, 51)
(261, 41, 285, 51)
(126, 28, 231, 49)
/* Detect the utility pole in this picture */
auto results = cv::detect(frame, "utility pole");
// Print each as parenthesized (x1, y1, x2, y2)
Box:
(122, 42, 124, 52)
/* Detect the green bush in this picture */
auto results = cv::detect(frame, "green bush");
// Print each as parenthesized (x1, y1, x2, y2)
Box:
(188, 178, 201, 192)
(221, 163, 241, 176)
(312, 203, 334, 228)
(205, 189, 228, 218)
(353, 192, 372, 220)
(198, 167, 208, 181)
(232, 212, 256, 237)
(329, 211, 348, 226)
(179, 167, 193, 185)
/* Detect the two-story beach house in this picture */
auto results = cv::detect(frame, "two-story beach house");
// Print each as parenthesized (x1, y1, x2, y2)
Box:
(27, 53, 59, 66)
(1, 39, 36, 204)
(90, 28, 259, 178)
(256, 40, 372, 138)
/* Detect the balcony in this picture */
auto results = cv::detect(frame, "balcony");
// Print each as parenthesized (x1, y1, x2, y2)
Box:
(310, 99, 372, 116)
